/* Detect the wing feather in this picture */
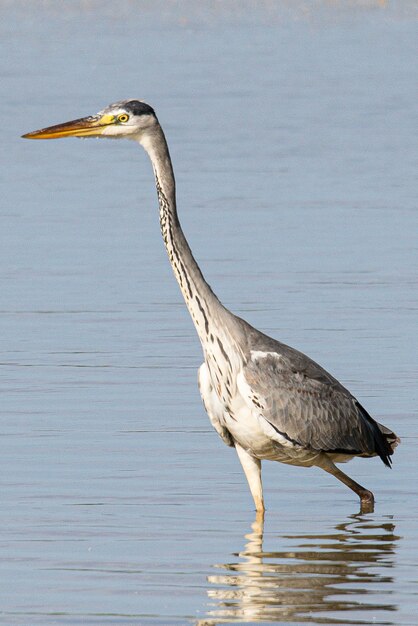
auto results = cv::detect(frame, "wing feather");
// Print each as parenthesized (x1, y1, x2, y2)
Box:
(240, 343, 393, 464)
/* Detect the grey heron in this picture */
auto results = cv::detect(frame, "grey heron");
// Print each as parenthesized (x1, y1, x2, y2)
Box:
(23, 99, 399, 514)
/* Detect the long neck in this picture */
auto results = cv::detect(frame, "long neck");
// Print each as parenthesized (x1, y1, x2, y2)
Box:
(138, 123, 229, 347)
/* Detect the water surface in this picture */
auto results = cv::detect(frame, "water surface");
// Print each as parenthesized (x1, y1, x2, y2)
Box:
(1, 2, 417, 624)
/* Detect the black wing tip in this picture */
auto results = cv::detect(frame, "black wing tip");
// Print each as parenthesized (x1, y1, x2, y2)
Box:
(381, 453, 393, 468)
(380, 432, 400, 468)
(354, 400, 397, 468)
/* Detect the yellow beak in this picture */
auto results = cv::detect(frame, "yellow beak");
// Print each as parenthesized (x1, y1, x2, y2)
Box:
(22, 113, 116, 140)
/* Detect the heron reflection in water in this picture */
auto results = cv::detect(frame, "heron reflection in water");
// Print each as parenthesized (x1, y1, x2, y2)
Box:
(197, 514, 399, 625)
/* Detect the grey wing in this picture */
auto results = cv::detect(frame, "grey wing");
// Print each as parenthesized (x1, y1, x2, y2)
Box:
(240, 344, 394, 465)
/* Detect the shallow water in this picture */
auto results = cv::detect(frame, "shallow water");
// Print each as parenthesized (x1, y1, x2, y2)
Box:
(1, 1, 417, 624)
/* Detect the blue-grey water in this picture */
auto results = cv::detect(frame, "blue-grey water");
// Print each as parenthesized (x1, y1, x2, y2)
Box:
(1, 1, 417, 624)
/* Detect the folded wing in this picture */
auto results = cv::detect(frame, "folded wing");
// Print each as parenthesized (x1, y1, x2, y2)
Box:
(239, 340, 396, 465)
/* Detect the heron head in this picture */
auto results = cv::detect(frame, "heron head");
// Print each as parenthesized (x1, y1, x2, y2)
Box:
(22, 99, 158, 141)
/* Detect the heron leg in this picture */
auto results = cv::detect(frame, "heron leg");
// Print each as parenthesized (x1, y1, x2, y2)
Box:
(320, 456, 375, 513)
(235, 443, 265, 513)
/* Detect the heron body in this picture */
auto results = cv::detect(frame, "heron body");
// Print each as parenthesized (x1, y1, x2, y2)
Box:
(23, 100, 399, 513)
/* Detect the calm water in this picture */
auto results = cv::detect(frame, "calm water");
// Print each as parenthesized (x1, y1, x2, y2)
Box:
(1, 1, 417, 624)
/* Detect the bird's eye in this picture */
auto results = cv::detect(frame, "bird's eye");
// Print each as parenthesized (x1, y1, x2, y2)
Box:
(117, 113, 129, 123)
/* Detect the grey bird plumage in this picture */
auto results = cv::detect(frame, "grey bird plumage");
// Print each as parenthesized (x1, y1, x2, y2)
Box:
(237, 323, 395, 464)
(23, 99, 400, 514)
